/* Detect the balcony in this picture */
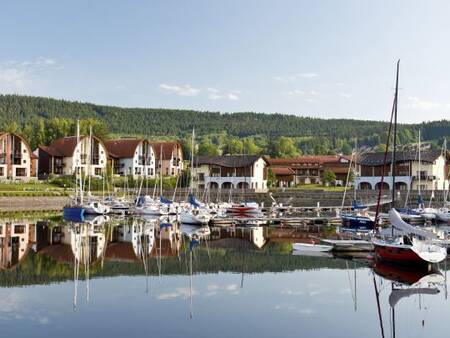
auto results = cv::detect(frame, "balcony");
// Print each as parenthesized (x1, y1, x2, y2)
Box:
(412, 175, 436, 181)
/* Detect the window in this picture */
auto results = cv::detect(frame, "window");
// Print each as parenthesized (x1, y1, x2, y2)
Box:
(0, 167, 4, 176)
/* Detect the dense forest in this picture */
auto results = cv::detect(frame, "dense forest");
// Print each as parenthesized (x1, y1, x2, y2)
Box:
(0, 94, 449, 157)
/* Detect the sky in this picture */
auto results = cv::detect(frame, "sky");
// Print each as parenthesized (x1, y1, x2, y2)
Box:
(1, 0, 450, 123)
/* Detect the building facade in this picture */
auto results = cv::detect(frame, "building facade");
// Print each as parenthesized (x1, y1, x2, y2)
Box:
(105, 139, 156, 178)
(191, 155, 268, 192)
(37, 135, 108, 177)
(0, 132, 37, 181)
(355, 149, 449, 190)
(150, 142, 184, 176)
(267, 155, 352, 187)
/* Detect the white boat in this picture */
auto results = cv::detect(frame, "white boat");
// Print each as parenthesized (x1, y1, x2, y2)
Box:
(320, 238, 373, 252)
(180, 224, 211, 239)
(436, 208, 450, 222)
(83, 200, 111, 215)
(180, 208, 212, 225)
(292, 242, 333, 252)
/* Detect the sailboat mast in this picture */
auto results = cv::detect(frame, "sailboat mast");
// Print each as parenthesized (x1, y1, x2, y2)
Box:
(391, 60, 400, 208)
(418, 129, 421, 199)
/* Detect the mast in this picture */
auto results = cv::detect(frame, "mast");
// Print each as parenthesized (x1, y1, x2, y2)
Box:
(418, 129, 422, 205)
(391, 60, 400, 208)
(189, 128, 195, 193)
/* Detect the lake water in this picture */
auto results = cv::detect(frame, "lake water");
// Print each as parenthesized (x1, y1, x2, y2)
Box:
(0, 215, 449, 338)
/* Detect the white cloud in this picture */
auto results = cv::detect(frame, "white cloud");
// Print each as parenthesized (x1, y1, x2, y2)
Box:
(159, 83, 200, 97)
(275, 72, 318, 82)
(0, 57, 59, 92)
(204, 283, 240, 297)
(403, 96, 450, 111)
(207, 88, 240, 101)
(157, 287, 196, 300)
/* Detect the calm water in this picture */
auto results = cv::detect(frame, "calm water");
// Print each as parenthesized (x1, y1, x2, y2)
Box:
(0, 215, 449, 338)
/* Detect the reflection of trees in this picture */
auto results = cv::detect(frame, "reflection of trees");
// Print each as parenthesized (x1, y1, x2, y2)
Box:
(0, 247, 357, 287)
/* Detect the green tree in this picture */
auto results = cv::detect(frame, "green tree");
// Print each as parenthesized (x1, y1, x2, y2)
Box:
(271, 137, 300, 158)
(322, 170, 336, 185)
(197, 141, 220, 156)
(267, 168, 276, 187)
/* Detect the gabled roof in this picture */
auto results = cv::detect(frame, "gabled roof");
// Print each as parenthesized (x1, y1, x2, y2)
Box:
(271, 166, 295, 175)
(105, 242, 139, 262)
(267, 155, 349, 166)
(357, 149, 445, 166)
(104, 139, 143, 158)
(39, 135, 105, 158)
(150, 142, 181, 160)
(194, 155, 266, 168)
(40, 136, 79, 157)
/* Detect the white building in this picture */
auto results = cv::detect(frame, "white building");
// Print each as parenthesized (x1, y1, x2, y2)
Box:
(0, 132, 38, 181)
(37, 135, 108, 177)
(105, 139, 156, 178)
(192, 155, 268, 192)
(356, 149, 449, 191)
(150, 142, 184, 176)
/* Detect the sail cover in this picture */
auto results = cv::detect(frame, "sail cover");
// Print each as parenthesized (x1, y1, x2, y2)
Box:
(389, 288, 439, 308)
(352, 199, 368, 210)
(390, 209, 437, 239)
(160, 196, 173, 204)
(188, 194, 201, 208)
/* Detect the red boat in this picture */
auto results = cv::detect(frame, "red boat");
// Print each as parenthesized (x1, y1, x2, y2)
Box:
(373, 210, 447, 265)
(226, 202, 260, 214)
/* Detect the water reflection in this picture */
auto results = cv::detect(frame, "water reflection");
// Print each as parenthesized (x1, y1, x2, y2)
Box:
(0, 216, 450, 337)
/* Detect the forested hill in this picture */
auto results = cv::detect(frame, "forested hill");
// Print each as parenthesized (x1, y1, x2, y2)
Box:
(0, 94, 449, 156)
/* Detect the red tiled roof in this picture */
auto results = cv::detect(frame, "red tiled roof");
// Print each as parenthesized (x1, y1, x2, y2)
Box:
(267, 155, 349, 166)
(150, 142, 181, 161)
(270, 166, 294, 175)
(41, 136, 79, 157)
(40, 135, 105, 158)
(105, 242, 138, 262)
(38, 244, 74, 263)
(104, 139, 143, 158)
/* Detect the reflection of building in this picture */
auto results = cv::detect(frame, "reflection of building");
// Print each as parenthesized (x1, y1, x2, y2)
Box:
(209, 226, 267, 249)
(106, 221, 155, 262)
(37, 135, 108, 177)
(0, 220, 36, 269)
(104, 139, 156, 178)
(356, 150, 449, 190)
(267, 155, 352, 187)
(36, 221, 106, 264)
(0, 132, 38, 180)
(150, 142, 184, 176)
(153, 223, 181, 257)
(192, 155, 268, 192)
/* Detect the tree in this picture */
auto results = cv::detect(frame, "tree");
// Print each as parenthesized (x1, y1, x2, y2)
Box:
(322, 170, 336, 186)
(223, 137, 243, 155)
(267, 168, 276, 188)
(271, 137, 300, 158)
(197, 141, 220, 156)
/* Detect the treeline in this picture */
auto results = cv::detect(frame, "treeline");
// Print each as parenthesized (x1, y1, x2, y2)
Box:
(0, 94, 449, 157)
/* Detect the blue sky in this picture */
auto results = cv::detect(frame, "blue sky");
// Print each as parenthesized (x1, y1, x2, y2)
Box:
(1, 0, 449, 123)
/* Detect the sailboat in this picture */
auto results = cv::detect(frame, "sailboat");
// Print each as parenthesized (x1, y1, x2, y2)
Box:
(82, 126, 110, 215)
(372, 61, 447, 266)
(339, 152, 376, 232)
(179, 128, 212, 225)
(64, 120, 85, 220)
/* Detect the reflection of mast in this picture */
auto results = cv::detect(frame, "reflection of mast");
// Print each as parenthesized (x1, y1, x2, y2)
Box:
(372, 275, 385, 338)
